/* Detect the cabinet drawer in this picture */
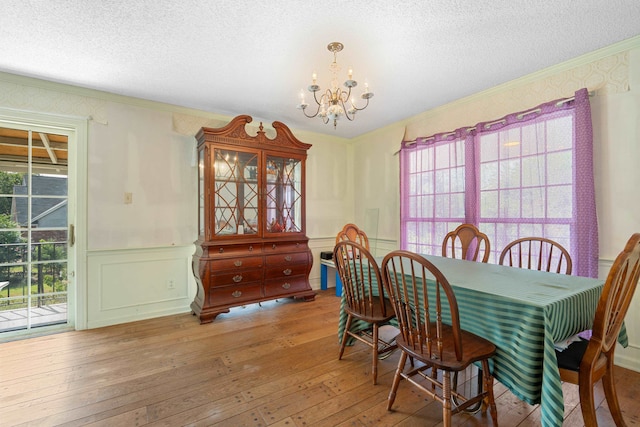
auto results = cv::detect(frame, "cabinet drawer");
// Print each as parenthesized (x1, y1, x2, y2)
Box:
(210, 243, 262, 256)
(211, 256, 263, 271)
(264, 276, 309, 298)
(265, 252, 309, 266)
(264, 241, 308, 253)
(211, 269, 263, 286)
(209, 283, 263, 305)
(265, 263, 309, 279)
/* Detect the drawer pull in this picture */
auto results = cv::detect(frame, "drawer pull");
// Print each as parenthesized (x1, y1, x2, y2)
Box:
(219, 248, 224, 253)
(282, 282, 291, 289)
(272, 244, 277, 249)
(296, 242, 300, 247)
(232, 290, 242, 298)
(283, 268, 292, 276)
(234, 260, 242, 267)
(249, 245, 253, 251)
(284, 255, 292, 262)
(233, 275, 243, 283)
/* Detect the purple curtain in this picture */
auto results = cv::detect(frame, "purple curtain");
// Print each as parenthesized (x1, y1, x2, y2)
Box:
(573, 88, 598, 277)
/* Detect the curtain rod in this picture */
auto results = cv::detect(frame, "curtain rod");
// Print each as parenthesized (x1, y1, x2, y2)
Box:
(403, 90, 596, 145)
(556, 90, 594, 106)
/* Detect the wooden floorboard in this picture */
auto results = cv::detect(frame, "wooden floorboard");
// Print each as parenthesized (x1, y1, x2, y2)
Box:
(0, 289, 638, 427)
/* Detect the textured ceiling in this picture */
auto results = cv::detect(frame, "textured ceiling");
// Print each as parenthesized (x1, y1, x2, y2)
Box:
(1, 1, 639, 138)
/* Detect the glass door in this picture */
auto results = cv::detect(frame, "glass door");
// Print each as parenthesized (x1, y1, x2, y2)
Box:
(0, 127, 69, 333)
(264, 154, 303, 234)
(212, 147, 260, 237)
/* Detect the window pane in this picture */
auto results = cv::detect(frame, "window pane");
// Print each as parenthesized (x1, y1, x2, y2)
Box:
(547, 116, 573, 151)
(422, 195, 434, 217)
(548, 185, 573, 218)
(408, 151, 417, 173)
(500, 128, 522, 159)
(521, 123, 544, 156)
(451, 166, 465, 192)
(451, 193, 465, 217)
(500, 158, 521, 189)
(522, 155, 545, 187)
(499, 189, 521, 218)
(421, 171, 434, 194)
(481, 162, 498, 190)
(522, 188, 545, 218)
(435, 144, 450, 169)
(547, 151, 572, 185)
(480, 133, 499, 162)
(435, 169, 449, 193)
(481, 190, 498, 218)
(435, 194, 450, 218)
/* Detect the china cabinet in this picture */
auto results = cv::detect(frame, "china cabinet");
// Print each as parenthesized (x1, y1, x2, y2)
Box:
(191, 115, 315, 323)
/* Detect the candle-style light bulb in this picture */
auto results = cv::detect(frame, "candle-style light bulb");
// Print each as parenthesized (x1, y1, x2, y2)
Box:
(348, 67, 353, 80)
(312, 72, 317, 85)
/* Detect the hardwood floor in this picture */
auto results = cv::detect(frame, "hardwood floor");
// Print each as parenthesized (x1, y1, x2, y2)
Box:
(1, 289, 638, 426)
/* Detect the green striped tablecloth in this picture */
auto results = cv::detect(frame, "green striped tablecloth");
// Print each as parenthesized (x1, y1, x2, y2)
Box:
(337, 254, 628, 427)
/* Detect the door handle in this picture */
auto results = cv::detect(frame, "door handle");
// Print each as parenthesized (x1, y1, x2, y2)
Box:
(69, 224, 75, 247)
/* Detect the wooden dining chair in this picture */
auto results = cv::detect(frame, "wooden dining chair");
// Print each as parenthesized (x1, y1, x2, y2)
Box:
(555, 233, 640, 427)
(335, 223, 370, 250)
(442, 223, 490, 262)
(499, 237, 572, 275)
(333, 240, 396, 385)
(381, 250, 498, 426)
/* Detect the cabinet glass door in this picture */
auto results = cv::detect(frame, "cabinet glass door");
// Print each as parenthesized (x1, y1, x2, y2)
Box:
(213, 148, 259, 237)
(265, 155, 303, 233)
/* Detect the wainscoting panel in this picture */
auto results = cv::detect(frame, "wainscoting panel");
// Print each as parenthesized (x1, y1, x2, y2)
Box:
(87, 245, 196, 328)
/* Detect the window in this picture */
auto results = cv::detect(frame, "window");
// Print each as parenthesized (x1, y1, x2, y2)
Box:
(400, 89, 597, 277)
(401, 134, 467, 256)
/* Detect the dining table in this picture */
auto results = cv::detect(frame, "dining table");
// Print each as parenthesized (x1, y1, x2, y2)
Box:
(337, 254, 628, 427)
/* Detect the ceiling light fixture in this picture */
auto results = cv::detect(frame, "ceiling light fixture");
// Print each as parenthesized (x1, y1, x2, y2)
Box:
(297, 42, 374, 129)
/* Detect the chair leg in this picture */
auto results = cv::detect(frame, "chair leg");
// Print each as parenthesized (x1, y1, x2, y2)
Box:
(481, 360, 497, 425)
(442, 371, 452, 427)
(372, 323, 379, 385)
(602, 359, 627, 426)
(387, 351, 407, 410)
(578, 378, 599, 427)
(338, 314, 353, 360)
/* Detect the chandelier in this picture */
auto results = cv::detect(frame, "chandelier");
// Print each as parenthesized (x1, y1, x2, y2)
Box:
(297, 42, 374, 129)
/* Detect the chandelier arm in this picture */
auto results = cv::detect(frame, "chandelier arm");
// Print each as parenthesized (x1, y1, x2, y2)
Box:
(312, 90, 323, 107)
(340, 98, 355, 121)
(350, 96, 371, 112)
(300, 102, 322, 119)
(339, 86, 356, 121)
(341, 86, 352, 103)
